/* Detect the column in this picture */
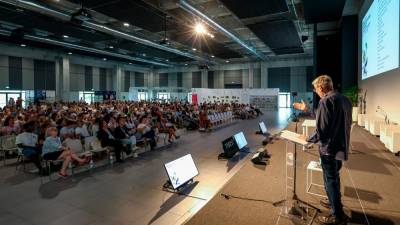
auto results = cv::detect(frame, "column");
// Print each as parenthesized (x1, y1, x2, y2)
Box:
(114, 65, 123, 99)
(248, 63, 254, 88)
(260, 62, 268, 88)
(201, 69, 208, 88)
(56, 56, 70, 101)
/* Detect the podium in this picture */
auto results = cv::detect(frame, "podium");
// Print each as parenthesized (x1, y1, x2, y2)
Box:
(274, 130, 319, 224)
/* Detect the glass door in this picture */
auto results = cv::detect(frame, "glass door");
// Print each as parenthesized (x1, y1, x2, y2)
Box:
(83, 93, 94, 104)
(278, 92, 291, 108)
(7, 93, 21, 105)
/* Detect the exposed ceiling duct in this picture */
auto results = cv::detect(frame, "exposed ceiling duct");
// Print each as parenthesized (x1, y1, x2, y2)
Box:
(0, 28, 172, 67)
(178, 0, 265, 60)
(0, 0, 214, 64)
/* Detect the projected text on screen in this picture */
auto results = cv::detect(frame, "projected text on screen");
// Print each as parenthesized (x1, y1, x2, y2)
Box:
(362, 0, 399, 80)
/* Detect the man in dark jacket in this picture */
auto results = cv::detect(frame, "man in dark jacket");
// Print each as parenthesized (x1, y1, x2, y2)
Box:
(294, 75, 352, 225)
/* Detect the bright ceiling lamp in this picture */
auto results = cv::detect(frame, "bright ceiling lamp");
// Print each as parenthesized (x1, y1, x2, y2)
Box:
(194, 23, 206, 34)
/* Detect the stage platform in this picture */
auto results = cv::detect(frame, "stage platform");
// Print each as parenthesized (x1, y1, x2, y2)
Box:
(185, 121, 400, 225)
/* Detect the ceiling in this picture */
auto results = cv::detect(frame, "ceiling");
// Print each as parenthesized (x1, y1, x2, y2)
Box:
(0, 0, 344, 67)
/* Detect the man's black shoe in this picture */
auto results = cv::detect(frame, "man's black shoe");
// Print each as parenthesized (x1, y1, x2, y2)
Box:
(317, 213, 349, 225)
(320, 198, 331, 209)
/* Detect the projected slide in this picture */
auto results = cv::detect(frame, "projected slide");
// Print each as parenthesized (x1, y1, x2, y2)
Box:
(164, 154, 199, 189)
(362, 0, 399, 80)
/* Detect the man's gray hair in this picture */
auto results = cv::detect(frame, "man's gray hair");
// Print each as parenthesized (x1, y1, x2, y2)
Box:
(312, 75, 333, 92)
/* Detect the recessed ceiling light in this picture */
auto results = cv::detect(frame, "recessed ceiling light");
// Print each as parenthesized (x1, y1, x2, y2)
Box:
(129, 62, 132, 65)
(123, 22, 130, 27)
(109, 45, 114, 49)
(210, 34, 215, 38)
(20, 44, 26, 47)
(142, 53, 146, 56)
(225, 60, 230, 63)
(166, 59, 169, 62)
(211, 55, 215, 58)
(5, 86, 10, 89)
(68, 52, 72, 55)
(63, 35, 69, 38)
(184, 64, 188, 66)
(192, 48, 197, 51)
(103, 58, 107, 61)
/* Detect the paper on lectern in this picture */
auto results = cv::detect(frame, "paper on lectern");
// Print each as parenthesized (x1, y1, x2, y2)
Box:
(280, 130, 309, 146)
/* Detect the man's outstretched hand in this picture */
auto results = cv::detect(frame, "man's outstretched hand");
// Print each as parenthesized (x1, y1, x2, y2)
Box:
(293, 99, 307, 112)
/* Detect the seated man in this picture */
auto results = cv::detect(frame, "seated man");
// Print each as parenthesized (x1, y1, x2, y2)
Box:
(97, 119, 130, 163)
(15, 121, 44, 174)
(114, 115, 137, 155)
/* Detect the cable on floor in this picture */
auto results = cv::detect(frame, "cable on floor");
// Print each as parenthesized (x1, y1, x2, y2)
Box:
(220, 193, 274, 205)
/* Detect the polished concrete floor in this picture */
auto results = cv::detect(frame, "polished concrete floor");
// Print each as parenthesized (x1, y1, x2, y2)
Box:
(0, 109, 291, 225)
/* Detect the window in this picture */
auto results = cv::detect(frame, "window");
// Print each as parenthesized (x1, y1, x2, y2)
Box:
(279, 92, 291, 108)
(0, 90, 26, 108)
(78, 91, 94, 104)
(157, 92, 170, 100)
(138, 92, 148, 101)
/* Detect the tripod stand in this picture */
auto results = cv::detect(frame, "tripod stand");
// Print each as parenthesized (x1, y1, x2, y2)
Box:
(274, 127, 319, 225)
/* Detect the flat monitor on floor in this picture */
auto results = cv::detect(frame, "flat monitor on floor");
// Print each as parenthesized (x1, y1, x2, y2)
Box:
(233, 131, 248, 150)
(222, 136, 239, 158)
(259, 121, 267, 134)
(164, 154, 199, 190)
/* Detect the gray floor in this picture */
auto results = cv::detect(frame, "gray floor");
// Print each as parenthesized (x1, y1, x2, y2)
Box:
(0, 109, 291, 225)
(185, 119, 400, 225)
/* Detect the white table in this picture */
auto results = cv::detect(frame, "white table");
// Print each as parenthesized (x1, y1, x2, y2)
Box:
(302, 119, 316, 150)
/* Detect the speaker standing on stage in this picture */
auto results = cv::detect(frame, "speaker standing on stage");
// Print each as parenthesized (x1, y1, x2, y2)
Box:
(293, 75, 352, 225)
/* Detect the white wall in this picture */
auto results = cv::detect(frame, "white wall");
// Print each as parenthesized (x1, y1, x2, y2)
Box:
(358, 0, 400, 123)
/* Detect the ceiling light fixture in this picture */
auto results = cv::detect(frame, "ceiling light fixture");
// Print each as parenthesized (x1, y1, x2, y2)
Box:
(211, 55, 215, 58)
(129, 62, 132, 65)
(20, 44, 26, 47)
(103, 58, 107, 61)
(123, 22, 130, 27)
(192, 48, 197, 51)
(63, 35, 69, 38)
(68, 52, 72, 55)
(194, 23, 206, 34)
(184, 63, 188, 66)
(225, 60, 230, 63)
(166, 59, 169, 62)
(109, 45, 114, 49)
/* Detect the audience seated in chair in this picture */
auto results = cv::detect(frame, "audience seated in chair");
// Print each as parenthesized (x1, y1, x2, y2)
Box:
(42, 127, 89, 178)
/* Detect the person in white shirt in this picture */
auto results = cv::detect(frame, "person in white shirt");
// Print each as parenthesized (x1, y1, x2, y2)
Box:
(15, 121, 43, 174)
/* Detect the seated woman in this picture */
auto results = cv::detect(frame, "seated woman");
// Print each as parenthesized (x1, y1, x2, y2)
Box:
(198, 107, 211, 131)
(137, 117, 157, 149)
(97, 119, 129, 163)
(156, 114, 179, 144)
(42, 127, 89, 177)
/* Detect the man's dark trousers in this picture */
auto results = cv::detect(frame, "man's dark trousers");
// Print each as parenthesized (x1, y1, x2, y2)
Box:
(320, 154, 345, 218)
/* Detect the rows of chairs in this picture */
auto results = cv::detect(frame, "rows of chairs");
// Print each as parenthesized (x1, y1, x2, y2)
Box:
(207, 111, 234, 128)
(358, 114, 400, 155)
(0, 132, 172, 180)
